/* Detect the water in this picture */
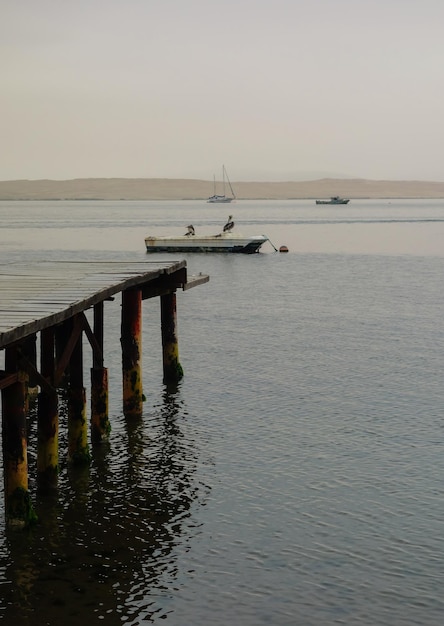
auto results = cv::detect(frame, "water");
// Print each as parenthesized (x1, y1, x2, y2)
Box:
(0, 199, 444, 625)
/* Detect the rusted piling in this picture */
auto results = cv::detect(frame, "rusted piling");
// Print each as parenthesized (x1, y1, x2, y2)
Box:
(91, 302, 110, 442)
(67, 316, 90, 464)
(91, 368, 109, 441)
(55, 321, 71, 387)
(160, 292, 183, 383)
(1, 346, 36, 527)
(121, 289, 143, 418)
(37, 327, 59, 489)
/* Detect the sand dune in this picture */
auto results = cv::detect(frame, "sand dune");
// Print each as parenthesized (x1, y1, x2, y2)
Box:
(1, 177, 444, 200)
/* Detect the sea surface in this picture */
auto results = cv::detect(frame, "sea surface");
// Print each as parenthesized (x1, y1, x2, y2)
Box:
(0, 199, 443, 625)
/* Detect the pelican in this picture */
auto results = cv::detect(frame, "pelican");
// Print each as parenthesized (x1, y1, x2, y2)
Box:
(223, 215, 234, 232)
(185, 224, 195, 236)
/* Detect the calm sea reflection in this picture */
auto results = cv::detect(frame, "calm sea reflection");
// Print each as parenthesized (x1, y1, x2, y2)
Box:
(1, 199, 444, 625)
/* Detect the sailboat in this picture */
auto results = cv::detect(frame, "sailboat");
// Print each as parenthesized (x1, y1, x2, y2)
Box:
(207, 165, 236, 203)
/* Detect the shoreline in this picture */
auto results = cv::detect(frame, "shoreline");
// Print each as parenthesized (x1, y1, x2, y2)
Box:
(1, 177, 444, 201)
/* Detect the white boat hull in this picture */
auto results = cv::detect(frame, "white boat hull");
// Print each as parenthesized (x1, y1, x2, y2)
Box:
(315, 197, 350, 205)
(145, 233, 267, 254)
(207, 195, 233, 203)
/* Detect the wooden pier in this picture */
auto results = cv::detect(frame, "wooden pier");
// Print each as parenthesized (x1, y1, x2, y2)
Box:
(0, 260, 208, 527)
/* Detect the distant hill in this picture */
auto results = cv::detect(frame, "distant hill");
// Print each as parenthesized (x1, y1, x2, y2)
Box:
(1, 177, 444, 200)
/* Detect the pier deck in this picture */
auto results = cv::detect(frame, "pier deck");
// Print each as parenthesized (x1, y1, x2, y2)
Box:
(0, 260, 206, 347)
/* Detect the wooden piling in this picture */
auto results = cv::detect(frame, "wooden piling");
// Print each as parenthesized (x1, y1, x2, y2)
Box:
(121, 289, 143, 418)
(91, 302, 110, 442)
(67, 316, 90, 464)
(21, 333, 38, 412)
(1, 346, 36, 527)
(160, 292, 183, 383)
(37, 327, 59, 489)
(55, 321, 71, 387)
(91, 367, 109, 441)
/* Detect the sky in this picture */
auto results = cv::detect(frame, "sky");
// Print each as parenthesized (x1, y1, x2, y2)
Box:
(2, 0, 444, 182)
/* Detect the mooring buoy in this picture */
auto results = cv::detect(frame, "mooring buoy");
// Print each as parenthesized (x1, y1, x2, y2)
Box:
(279, 245, 289, 253)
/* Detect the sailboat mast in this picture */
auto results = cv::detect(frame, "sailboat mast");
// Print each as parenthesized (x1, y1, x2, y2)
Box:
(223, 164, 236, 199)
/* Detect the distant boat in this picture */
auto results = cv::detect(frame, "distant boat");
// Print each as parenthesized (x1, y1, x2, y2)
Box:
(316, 196, 350, 205)
(145, 216, 268, 254)
(207, 165, 236, 203)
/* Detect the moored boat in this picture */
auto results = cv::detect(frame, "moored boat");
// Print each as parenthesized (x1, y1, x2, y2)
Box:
(145, 233, 268, 254)
(145, 216, 268, 254)
(207, 165, 236, 203)
(315, 196, 350, 205)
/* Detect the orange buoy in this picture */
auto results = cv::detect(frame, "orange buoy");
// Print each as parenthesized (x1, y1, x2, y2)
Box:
(279, 245, 289, 253)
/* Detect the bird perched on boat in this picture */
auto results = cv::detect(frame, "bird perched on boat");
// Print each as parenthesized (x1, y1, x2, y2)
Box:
(185, 224, 195, 236)
(223, 215, 234, 232)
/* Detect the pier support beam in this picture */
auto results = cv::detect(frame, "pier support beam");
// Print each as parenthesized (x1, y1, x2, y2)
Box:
(91, 302, 110, 442)
(121, 289, 143, 418)
(1, 346, 36, 527)
(160, 292, 183, 384)
(67, 317, 90, 464)
(37, 327, 59, 489)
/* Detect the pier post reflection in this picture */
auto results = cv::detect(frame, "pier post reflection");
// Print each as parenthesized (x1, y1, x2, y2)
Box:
(0, 382, 204, 624)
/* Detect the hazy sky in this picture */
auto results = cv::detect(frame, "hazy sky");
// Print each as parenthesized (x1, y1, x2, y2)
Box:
(2, 0, 444, 182)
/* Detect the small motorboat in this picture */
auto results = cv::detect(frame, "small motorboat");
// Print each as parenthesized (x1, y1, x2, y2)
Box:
(315, 196, 350, 205)
(145, 216, 268, 254)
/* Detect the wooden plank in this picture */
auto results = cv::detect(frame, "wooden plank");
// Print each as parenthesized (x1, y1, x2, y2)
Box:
(183, 274, 210, 291)
(0, 260, 189, 348)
